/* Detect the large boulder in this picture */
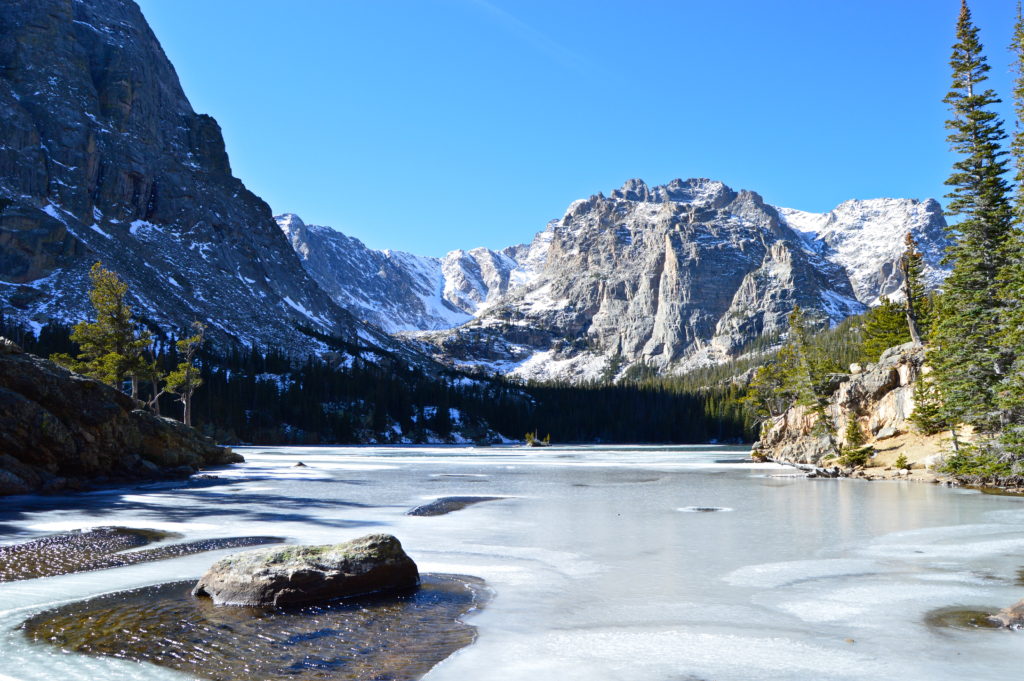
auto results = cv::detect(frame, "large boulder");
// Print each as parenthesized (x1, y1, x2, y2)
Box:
(0, 348, 241, 495)
(191, 534, 420, 607)
(989, 599, 1024, 629)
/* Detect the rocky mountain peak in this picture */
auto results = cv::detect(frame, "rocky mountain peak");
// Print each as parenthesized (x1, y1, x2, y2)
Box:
(279, 174, 949, 382)
(777, 197, 949, 305)
(0, 0, 418, 361)
(608, 178, 735, 207)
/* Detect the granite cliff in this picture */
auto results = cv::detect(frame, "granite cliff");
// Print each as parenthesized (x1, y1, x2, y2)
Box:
(418, 180, 947, 380)
(282, 180, 948, 382)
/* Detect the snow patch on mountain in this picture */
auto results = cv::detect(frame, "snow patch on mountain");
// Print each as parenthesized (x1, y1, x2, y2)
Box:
(776, 198, 949, 305)
(277, 213, 548, 333)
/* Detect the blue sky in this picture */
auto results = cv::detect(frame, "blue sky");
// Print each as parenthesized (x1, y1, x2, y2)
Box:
(135, 0, 1017, 257)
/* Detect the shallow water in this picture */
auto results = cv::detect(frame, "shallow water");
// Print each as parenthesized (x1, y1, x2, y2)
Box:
(1, 444, 1024, 680)
(23, 574, 486, 681)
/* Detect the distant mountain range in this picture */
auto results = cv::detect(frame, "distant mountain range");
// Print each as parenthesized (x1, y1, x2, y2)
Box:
(281, 179, 948, 380)
(0, 0, 949, 383)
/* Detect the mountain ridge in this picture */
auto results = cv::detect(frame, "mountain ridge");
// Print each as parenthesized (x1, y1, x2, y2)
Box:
(0, 0, 416, 364)
(281, 178, 948, 381)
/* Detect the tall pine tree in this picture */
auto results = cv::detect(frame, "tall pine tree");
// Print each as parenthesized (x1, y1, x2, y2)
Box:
(51, 262, 153, 397)
(900, 232, 930, 344)
(997, 1, 1024, 460)
(931, 0, 1013, 434)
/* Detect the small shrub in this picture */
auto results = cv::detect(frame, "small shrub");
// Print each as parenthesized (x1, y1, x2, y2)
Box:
(894, 453, 910, 470)
(939, 442, 1013, 480)
(838, 445, 873, 469)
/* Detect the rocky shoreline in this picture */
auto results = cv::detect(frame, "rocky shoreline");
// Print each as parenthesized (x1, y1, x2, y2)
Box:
(749, 342, 1020, 489)
(0, 344, 241, 496)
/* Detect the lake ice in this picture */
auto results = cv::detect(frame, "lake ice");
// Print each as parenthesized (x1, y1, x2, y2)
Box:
(1, 445, 1023, 680)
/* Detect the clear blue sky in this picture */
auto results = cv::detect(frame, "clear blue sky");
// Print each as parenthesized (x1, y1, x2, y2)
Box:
(135, 0, 1017, 257)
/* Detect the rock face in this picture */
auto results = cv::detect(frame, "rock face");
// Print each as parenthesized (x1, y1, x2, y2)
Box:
(192, 534, 420, 607)
(0, 347, 241, 495)
(278, 213, 535, 333)
(282, 179, 947, 382)
(0, 0, 407, 357)
(754, 342, 925, 465)
(421, 179, 868, 380)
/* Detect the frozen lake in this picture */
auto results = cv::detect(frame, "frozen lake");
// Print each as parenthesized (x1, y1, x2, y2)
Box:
(1, 445, 1023, 680)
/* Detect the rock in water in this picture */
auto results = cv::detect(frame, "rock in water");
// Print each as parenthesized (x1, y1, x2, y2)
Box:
(989, 599, 1024, 629)
(192, 534, 419, 607)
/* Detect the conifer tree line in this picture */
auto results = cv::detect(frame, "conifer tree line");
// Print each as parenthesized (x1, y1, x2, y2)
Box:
(1, 263, 747, 445)
(740, 1, 1024, 479)
(927, 0, 1024, 476)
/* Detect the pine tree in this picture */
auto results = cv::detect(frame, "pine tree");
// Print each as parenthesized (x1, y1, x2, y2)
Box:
(838, 415, 872, 468)
(860, 299, 910, 363)
(910, 372, 948, 436)
(900, 232, 930, 343)
(165, 322, 205, 427)
(787, 306, 839, 450)
(998, 1, 1024, 461)
(51, 262, 152, 395)
(931, 0, 1013, 434)
(742, 348, 800, 428)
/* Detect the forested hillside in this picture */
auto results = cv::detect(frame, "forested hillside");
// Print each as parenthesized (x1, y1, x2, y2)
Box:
(1, 310, 747, 445)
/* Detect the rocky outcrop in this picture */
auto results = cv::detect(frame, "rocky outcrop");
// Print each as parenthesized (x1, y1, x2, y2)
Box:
(192, 534, 419, 607)
(0, 347, 241, 495)
(419, 179, 868, 380)
(754, 343, 926, 465)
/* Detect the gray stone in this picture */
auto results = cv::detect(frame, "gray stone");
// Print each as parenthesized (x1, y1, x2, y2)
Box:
(192, 534, 420, 607)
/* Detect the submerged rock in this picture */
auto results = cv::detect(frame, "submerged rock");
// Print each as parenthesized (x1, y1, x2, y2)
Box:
(989, 599, 1024, 629)
(926, 606, 1003, 630)
(192, 534, 419, 607)
(24, 574, 487, 681)
(0, 527, 283, 582)
(406, 496, 504, 517)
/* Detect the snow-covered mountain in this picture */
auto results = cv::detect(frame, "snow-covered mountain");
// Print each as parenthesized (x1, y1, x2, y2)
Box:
(777, 198, 948, 305)
(283, 179, 948, 382)
(0, 0, 951, 387)
(276, 213, 548, 333)
(0, 0, 423, 365)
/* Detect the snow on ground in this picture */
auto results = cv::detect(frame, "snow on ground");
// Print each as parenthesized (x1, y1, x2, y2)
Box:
(87, 223, 112, 239)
